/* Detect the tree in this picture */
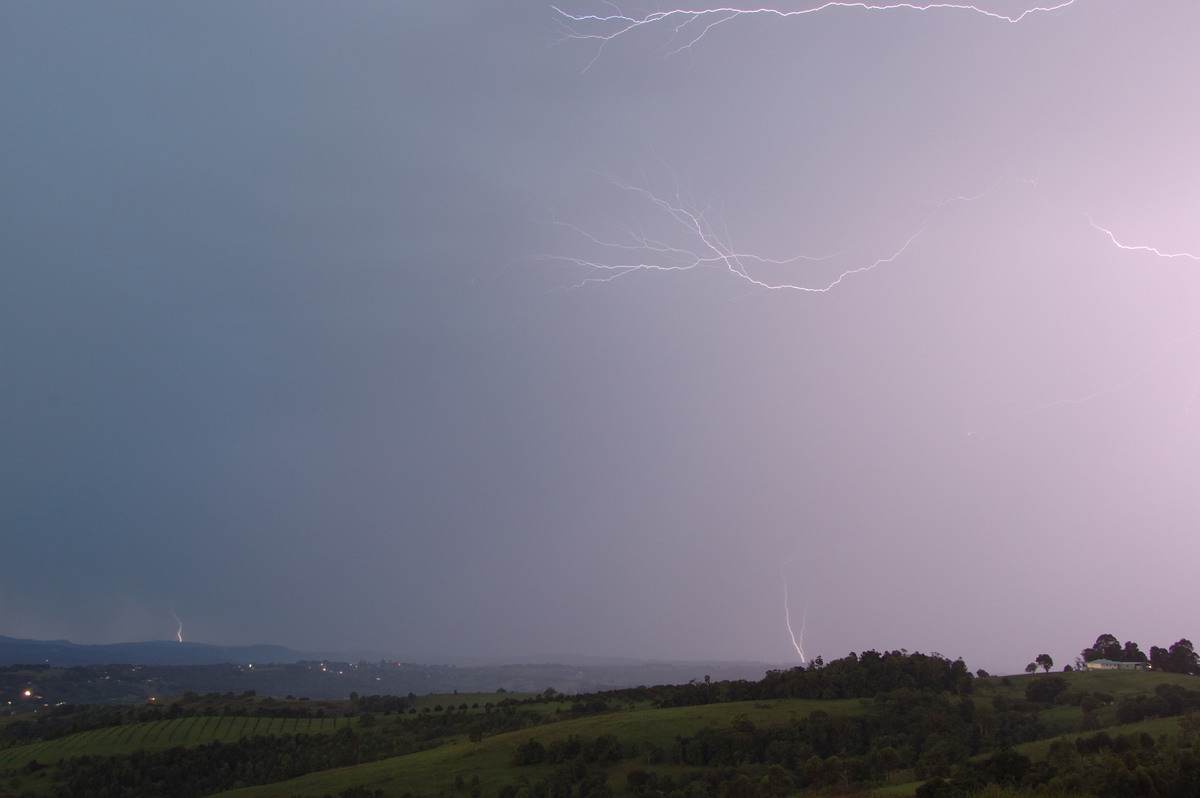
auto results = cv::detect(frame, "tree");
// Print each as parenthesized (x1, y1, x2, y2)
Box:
(1081, 634, 1121, 663)
(1121, 640, 1148, 663)
(512, 739, 546, 765)
(1036, 654, 1054, 673)
(868, 746, 902, 784)
(1025, 662, 1038, 674)
(983, 749, 1032, 786)
(1166, 639, 1200, 675)
(1025, 676, 1068, 704)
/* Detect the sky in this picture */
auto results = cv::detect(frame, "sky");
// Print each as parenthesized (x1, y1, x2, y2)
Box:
(2, 1, 1198, 676)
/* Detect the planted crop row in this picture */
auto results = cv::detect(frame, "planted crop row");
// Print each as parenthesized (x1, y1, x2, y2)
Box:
(0, 714, 346, 770)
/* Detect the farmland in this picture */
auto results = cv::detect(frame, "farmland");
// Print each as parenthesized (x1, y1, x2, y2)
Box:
(1, 652, 1198, 797)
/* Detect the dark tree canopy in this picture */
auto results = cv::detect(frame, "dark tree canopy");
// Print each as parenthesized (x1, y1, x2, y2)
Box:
(1082, 634, 1196, 673)
(1157, 640, 1200, 675)
(1121, 641, 1148, 663)
(1081, 634, 1122, 663)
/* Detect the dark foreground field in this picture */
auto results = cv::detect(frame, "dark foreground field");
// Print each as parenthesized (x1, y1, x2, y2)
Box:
(2, 653, 1198, 797)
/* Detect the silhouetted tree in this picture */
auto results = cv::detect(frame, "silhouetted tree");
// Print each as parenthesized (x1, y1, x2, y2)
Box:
(1121, 641, 1148, 663)
(1081, 634, 1121, 663)
(1165, 640, 1200, 675)
(1035, 654, 1053, 673)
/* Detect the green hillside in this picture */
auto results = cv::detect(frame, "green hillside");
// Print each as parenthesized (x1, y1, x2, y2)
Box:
(0, 715, 351, 768)
(2, 653, 1197, 797)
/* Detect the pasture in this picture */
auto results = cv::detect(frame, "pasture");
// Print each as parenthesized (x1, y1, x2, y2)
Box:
(0, 714, 349, 769)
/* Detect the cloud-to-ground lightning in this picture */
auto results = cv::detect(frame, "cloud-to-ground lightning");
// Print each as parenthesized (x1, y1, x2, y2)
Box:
(170, 602, 184, 643)
(780, 560, 806, 663)
(555, 2, 1078, 66)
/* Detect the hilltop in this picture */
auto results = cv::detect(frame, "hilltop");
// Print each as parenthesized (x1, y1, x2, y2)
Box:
(1, 649, 1196, 797)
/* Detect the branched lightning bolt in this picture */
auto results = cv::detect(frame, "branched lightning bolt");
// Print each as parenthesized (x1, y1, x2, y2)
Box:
(780, 560, 806, 663)
(170, 602, 184, 643)
(555, 2, 1078, 66)
(543, 169, 1021, 294)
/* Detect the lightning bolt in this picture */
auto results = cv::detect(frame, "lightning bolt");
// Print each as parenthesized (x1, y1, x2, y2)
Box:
(553, 3, 1195, 436)
(543, 167, 1026, 294)
(1089, 216, 1200, 262)
(968, 215, 1200, 436)
(781, 560, 806, 663)
(170, 602, 184, 643)
(555, 2, 1078, 67)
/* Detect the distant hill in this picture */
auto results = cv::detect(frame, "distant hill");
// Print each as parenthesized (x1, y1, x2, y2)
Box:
(0, 635, 306, 667)
(0, 635, 781, 698)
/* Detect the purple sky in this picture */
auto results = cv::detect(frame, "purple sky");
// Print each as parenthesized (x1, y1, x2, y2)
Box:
(3, 1, 1198, 676)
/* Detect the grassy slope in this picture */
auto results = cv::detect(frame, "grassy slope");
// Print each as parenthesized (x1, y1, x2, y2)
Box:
(214, 698, 864, 798)
(972, 670, 1196, 734)
(0, 715, 351, 768)
(217, 670, 1197, 798)
(3, 669, 1192, 797)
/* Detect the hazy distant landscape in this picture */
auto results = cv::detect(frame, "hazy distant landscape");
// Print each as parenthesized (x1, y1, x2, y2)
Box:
(0, 635, 778, 703)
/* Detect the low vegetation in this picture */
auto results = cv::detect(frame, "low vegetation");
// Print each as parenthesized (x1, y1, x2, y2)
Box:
(0, 641, 1197, 797)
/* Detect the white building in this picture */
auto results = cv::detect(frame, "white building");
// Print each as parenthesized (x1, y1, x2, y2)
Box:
(1084, 659, 1148, 671)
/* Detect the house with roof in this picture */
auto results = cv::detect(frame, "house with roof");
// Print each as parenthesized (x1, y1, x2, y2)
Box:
(1084, 659, 1149, 671)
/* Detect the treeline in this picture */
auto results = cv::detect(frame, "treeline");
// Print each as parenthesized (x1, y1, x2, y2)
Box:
(0, 691, 367, 749)
(499, 685, 1200, 798)
(920, 728, 1200, 797)
(1081, 635, 1200, 675)
(44, 700, 555, 798)
(600, 649, 973, 709)
(491, 650, 1200, 798)
(9, 644, 1200, 797)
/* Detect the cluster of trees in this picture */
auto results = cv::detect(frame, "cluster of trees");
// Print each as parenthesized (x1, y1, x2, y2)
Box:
(8, 640, 1200, 798)
(34, 698, 565, 797)
(493, 657, 1046, 798)
(1025, 654, 1054, 673)
(1081, 635, 1200, 675)
(493, 650, 1200, 798)
(919, 728, 1200, 797)
(0, 691, 383, 749)
(632, 650, 974, 709)
(512, 734, 626, 767)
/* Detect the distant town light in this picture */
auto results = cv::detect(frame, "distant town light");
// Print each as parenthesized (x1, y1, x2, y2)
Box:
(23, 690, 31, 697)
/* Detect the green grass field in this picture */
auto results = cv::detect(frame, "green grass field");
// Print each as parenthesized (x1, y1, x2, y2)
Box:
(212, 696, 870, 798)
(0, 714, 350, 769)
(3, 668, 1192, 798)
(209, 670, 1196, 798)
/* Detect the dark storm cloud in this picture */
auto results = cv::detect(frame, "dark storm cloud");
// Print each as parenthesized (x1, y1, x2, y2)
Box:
(3, 1, 1198, 674)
